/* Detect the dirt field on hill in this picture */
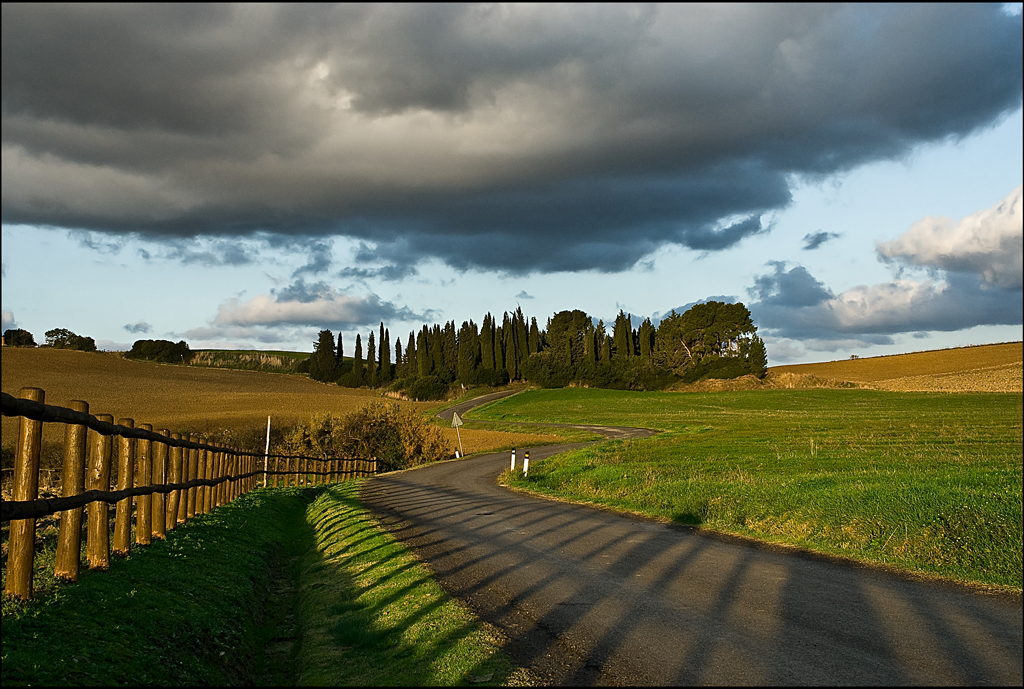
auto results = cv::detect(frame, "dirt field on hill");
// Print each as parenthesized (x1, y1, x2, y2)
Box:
(0, 348, 558, 455)
(668, 342, 1022, 393)
(775, 342, 1022, 392)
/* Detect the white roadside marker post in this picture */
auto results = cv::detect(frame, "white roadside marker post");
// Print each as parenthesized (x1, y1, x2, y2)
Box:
(523, 451, 529, 477)
(510, 448, 516, 472)
(451, 412, 465, 459)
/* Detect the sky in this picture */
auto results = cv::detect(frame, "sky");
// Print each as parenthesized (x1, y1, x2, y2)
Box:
(2, 3, 1022, 365)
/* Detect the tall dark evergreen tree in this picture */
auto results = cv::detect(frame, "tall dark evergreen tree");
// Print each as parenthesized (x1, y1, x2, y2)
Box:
(594, 320, 607, 362)
(613, 311, 632, 360)
(480, 313, 495, 370)
(529, 317, 541, 355)
(417, 327, 431, 377)
(749, 334, 769, 378)
(495, 325, 505, 372)
(638, 318, 654, 358)
(405, 332, 416, 378)
(502, 313, 516, 380)
(442, 321, 458, 378)
(353, 333, 364, 383)
(431, 324, 445, 377)
(457, 320, 479, 383)
(367, 330, 377, 386)
(309, 329, 338, 382)
(335, 332, 345, 370)
(394, 338, 403, 379)
(380, 326, 391, 383)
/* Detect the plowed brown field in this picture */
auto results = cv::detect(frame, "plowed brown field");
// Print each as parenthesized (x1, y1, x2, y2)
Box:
(0, 348, 558, 454)
(772, 341, 1022, 392)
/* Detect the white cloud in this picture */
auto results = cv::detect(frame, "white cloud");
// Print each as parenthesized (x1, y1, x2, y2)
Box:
(211, 283, 424, 329)
(877, 184, 1023, 289)
(2, 309, 16, 332)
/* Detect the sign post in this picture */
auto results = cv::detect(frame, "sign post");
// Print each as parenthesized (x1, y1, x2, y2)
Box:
(451, 411, 465, 458)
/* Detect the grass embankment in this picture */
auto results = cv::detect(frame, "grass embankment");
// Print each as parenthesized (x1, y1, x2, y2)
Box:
(476, 388, 1023, 589)
(2, 482, 522, 686)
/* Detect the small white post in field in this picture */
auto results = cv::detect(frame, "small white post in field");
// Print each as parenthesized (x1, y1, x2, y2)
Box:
(523, 451, 530, 477)
(511, 448, 516, 472)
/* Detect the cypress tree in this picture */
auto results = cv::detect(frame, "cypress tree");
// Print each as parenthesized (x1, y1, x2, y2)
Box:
(431, 324, 445, 376)
(594, 320, 607, 362)
(336, 331, 345, 369)
(613, 311, 629, 360)
(417, 327, 431, 377)
(442, 321, 458, 377)
(639, 318, 654, 358)
(502, 313, 516, 380)
(480, 313, 495, 370)
(750, 334, 768, 378)
(515, 308, 529, 372)
(457, 320, 477, 383)
(406, 332, 416, 378)
(367, 330, 377, 386)
(395, 338, 403, 379)
(381, 327, 391, 382)
(353, 333, 364, 383)
(529, 317, 541, 355)
(495, 325, 505, 372)
(309, 329, 338, 382)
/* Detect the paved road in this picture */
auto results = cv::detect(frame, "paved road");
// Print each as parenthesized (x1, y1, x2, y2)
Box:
(361, 394, 1023, 685)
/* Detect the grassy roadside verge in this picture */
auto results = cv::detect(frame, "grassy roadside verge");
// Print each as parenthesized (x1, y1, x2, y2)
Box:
(297, 481, 524, 685)
(482, 388, 1023, 590)
(1, 489, 309, 685)
(2, 483, 525, 686)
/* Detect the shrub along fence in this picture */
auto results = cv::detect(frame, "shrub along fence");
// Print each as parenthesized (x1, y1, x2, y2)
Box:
(2, 387, 376, 600)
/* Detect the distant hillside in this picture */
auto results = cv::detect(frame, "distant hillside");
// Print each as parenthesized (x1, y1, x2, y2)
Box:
(771, 342, 1022, 393)
(189, 349, 309, 373)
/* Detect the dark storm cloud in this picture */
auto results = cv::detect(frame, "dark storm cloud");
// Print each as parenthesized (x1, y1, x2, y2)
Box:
(337, 264, 419, 282)
(2, 4, 1021, 273)
(802, 231, 841, 250)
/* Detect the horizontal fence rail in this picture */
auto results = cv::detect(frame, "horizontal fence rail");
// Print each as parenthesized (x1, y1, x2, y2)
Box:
(1, 388, 376, 600)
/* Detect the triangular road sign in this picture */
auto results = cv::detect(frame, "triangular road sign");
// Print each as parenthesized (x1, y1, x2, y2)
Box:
(451, 411, 464, 428)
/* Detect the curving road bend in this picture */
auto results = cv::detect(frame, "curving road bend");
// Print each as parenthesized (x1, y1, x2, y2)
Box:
(361, 392, 1023, 685)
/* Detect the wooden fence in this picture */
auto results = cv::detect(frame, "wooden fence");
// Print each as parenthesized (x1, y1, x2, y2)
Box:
(1, 387, 376, 600)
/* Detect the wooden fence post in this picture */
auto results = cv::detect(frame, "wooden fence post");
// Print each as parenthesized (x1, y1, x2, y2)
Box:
(169, 433, 184, 529)
(152, 430, 169, 540)
(136, 423, 152, 546)
(113, 418, 135, 557)
(5, 387, 45, 600)
(195, 447, 208, 515)
(55, 400, 89, 582)
(87, 414, 114, 570)
(185, 437, 198, 519)
(211, 451, 222, 507)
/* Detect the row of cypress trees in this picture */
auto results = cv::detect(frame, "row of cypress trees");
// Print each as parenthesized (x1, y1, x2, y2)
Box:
(303, 301, 768, 397)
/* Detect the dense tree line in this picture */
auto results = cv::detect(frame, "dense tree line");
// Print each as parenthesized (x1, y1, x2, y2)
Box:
(126, 339, 192, 363)
(3, 329, 37, 347)
(305, 302, 767, 399)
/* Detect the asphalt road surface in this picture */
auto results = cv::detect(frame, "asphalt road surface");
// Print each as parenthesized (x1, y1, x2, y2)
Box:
(361, 393, 1023, 685)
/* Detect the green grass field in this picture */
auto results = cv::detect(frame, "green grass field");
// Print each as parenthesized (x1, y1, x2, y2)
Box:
(474, 388, 1023, 589)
